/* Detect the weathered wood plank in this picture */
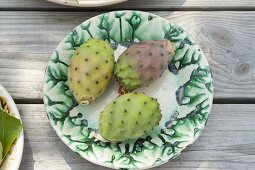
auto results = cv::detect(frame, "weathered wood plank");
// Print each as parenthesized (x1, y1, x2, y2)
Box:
(0, 11, 255, 100)
(0, 0, 255, 10)
(18, 104, 255, 169)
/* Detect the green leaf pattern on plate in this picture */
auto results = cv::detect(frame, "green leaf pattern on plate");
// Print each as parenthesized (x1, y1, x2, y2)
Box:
(44, 11, 213, 169)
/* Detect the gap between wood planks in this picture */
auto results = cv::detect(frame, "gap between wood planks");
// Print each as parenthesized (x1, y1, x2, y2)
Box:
(1, 7, 255, 12)
(14, 98, 255, 104)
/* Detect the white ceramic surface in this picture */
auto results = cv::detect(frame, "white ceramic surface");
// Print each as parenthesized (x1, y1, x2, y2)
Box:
(0, 84, 24, 170)
(47, 0, 127, 7)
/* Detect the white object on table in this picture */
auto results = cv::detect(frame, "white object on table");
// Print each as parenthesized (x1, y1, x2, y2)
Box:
(47, 0, 127, 7)
(0, 84, 24, 170)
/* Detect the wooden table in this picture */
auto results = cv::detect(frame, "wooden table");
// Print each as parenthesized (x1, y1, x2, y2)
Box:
(0, 0, 255, 169)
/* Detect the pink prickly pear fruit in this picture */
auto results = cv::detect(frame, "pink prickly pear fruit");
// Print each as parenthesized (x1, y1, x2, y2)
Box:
(114, 39, 175, 94)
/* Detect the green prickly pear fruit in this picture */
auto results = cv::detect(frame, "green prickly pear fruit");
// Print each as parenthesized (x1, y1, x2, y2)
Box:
(114, 39, 175, 93)
(99, 93, 161, 142)
(68, 38, 114, 105)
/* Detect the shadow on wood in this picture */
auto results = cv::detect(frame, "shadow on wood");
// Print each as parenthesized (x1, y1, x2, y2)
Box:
(20, 133, 35, 170)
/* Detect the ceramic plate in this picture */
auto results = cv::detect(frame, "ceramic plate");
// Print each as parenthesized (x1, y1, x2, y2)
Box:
(47, 0, 127, 7)
(0, 84, 24, 170)
(44, 11, 213, 169)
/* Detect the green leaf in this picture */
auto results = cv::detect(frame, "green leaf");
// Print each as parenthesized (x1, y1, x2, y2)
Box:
(0, 109, 23, 163)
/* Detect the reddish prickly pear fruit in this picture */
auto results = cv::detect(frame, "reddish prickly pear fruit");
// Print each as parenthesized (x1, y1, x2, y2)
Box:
(114, 39, 175, 93)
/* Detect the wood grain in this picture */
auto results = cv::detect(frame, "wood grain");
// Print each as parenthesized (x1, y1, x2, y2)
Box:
(0, 11, 254, 100)
(0, 0, 255, 10)
(18, 104, 255, 170)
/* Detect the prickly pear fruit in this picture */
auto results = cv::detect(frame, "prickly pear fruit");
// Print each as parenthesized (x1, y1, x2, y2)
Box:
(99, 93, 161, 142)
(114, 39, 175, 93)
(68, 38, 114, 105)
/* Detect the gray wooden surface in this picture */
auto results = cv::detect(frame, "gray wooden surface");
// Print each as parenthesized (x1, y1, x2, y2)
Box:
(0, 11, 255, 101)
(0, 0, 255, 169)
(19, 104, 255, 170)
(1, 0, 255, 10)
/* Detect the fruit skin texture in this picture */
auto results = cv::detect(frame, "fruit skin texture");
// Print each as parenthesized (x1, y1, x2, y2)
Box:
(68, 38, 114, 105)
(99, 93, 161, 142)
(114, 39, 175, 93)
